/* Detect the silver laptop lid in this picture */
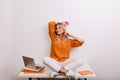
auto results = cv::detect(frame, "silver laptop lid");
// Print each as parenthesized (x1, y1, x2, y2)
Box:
(22, 56, 36, 70)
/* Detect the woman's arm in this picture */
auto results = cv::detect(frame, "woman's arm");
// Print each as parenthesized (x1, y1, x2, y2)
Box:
(62, 21, 69, 27)
(48, 21, 56, 39)
(67, 33, 84, 43)
(62, 21, 84, 43)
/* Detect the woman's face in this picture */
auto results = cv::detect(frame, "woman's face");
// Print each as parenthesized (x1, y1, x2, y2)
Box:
(55, 25, 65, 35)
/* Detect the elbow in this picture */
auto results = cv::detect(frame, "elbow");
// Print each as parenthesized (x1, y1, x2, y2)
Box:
(82, 40, 85, 44)
(80, 40, 85, 46)
(48, 21, 56, 26)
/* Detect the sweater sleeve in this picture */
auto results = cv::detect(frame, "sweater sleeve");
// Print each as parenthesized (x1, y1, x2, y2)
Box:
(71, 39, 84, 48)
(48, 21, 56, 40)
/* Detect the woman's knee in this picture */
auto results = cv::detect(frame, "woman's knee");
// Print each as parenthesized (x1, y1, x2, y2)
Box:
(75, 59, 84, 65)
(43, 57, 51, 64)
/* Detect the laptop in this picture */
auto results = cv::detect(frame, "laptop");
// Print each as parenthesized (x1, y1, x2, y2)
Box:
(22, 56, 43, 71)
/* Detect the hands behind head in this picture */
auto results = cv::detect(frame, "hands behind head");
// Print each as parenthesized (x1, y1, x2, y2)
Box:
(62, 21, 69, 26)
(64, 32, 72, 38)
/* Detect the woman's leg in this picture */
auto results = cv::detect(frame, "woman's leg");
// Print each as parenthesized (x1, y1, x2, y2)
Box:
(58, 59, 83, 78)
(64, 59, 83, 70)
(58, 67, 68, 74)
(43, 57, 61, 72)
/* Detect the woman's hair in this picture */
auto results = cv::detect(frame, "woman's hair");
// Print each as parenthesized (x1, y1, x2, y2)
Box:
(54, 23, 68, 41)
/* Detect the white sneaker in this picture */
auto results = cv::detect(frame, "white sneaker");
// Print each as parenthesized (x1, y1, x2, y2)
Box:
(50, 72, 63, 78)
(66, 70, 76, 78)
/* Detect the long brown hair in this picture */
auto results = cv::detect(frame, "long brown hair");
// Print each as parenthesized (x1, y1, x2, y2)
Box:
(54, 23, 68, 41)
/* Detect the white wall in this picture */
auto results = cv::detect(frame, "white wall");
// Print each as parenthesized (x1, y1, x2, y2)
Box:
(0, 0, 120, 80)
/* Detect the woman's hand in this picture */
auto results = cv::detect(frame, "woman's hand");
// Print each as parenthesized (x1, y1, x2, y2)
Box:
(62, 21, 69, 26)
(64, 32, 74, 38)
(66, 33, 84, 43)
(64, 32, 69, 37)
(65, 33, 73, 38)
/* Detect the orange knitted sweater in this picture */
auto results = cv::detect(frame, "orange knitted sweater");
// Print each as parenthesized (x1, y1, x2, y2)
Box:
(48, 21, 84, 62)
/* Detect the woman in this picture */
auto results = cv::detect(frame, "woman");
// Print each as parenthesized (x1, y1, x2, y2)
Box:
(43, 21, 84, 78)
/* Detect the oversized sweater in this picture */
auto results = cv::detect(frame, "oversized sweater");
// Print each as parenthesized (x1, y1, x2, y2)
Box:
(48, 21, 84, 62)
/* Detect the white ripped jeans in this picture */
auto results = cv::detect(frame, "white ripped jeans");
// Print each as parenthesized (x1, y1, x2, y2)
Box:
(43, 57, 83, 72)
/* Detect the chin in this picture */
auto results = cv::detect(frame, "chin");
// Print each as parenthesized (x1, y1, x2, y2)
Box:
(57, 33, 62, 35)
(57, 32, 62, 34)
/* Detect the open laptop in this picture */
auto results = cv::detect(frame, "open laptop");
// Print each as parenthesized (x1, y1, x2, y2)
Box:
(22, 56, 43, 71)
